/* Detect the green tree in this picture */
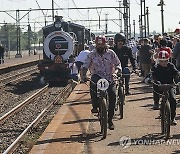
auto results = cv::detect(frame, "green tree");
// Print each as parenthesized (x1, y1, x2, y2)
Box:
(0, 24, 17, 51)
(0, 23, 43, 51)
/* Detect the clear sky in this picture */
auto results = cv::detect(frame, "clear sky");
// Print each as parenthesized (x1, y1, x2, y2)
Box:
(0, 0, 179, 34)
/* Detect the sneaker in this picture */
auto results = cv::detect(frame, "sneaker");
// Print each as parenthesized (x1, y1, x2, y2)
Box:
(153, 104, 159, 110)
(91, 108, 98, 113)
(171, 119, 177, 126)
(108, 121, 115, 130)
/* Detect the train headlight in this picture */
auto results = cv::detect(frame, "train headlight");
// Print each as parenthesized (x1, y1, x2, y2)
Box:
(54, 21, 62, 29)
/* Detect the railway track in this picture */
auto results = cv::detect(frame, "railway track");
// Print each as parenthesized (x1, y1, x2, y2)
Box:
(0, 85, 49, 125)
(0, 65, 43, 116)
(0, 83, 73, 153)
(0, 66, 38, 88)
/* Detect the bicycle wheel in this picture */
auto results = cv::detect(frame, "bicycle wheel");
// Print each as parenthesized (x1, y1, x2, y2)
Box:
(160, 102, 165, 134)
(99, 98, 107, 139)
(164, 100, 171, 140)
(118, 86, 125, 119)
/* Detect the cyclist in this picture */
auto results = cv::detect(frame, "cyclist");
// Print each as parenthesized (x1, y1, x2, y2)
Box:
(81, 35, 122, 130)
(112, 33, 136, 95)
(151, 50, 180, 125)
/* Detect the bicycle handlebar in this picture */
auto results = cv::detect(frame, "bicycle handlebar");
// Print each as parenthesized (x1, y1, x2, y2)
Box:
(152, 80, 175, 92)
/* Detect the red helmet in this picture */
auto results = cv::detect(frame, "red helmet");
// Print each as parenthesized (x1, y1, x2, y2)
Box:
(158, 50, 170, 60)
(95, 35, 106, 45)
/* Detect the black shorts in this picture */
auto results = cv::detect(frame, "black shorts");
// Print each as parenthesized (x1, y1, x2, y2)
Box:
(75, 61, 84, 71)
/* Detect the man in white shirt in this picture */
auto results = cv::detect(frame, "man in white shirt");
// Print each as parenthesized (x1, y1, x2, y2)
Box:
(76, 45, 91, 70)
(69, 55, 79, 81)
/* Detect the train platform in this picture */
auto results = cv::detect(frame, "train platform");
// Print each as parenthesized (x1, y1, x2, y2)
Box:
(0, 53, 42, 74)
(30, 82, 92, 154)
(29, 74, 180, 154)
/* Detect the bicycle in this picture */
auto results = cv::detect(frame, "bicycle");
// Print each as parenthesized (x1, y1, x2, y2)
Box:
(152, 81, 175, 140)
(115, 75, 125, 119)
(115, 71, 131, 119)
(85, 78, 109, 139)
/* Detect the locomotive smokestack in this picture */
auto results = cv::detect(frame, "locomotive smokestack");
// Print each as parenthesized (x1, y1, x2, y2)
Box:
(55, 16, 63, 22)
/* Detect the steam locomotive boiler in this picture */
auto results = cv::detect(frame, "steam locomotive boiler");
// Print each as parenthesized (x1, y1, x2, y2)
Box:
(38, 16, 93, 85)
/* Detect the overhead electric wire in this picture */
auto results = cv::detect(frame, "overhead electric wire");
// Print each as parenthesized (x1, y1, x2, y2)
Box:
(70, 0, 88, 17)
(53, 1, 73, 21)
(34, 0, 46, 18)
(134, 0, 140, 5)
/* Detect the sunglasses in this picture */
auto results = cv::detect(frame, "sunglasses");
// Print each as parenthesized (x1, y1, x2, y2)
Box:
(159, 60, 168, 63)
(117, 40, 123, 42)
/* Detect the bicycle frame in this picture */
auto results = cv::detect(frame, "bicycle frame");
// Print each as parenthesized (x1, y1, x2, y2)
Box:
(153, 81, 174, 140)
(85, 78, 109, 139)
(115, 75, 125, 119)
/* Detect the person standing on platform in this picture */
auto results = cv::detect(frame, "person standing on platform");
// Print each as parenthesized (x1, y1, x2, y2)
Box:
(75, 45, 91, 81)
(139, 38, 153, 81)
(68, 55, 79, 82)
(173, 41, 180, 71)
(0, 44, 5, 64)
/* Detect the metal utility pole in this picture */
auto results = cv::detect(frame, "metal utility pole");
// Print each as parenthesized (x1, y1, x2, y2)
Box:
(96, 9, 102, 29)
(117, 0, 123, 32)
(105, 13, 108, 34)
(140, 0, 146, 38)
(139, 15, 143, 38)
(157, 0, 165, 35)
(133, 20, 135, 38)
(4, 23, 8, 51)
(123, 0, 130, 39)
(146, 7, 150, 36)
(52, 0, 54, 21)
(88, 10, 90, 29)
(15, 10, 22, 58)
(28, 12, 31, 56)
(33, 22, 36, 55)
(128, 1, 131, 38)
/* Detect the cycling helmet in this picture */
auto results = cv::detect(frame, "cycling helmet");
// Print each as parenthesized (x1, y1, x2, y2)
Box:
(158, 50, 170, 60)
(95, 35, 106, 45)
(114, 33, 126, 44)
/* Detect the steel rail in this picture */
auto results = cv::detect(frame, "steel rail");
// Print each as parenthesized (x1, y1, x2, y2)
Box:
(4, 70, 39, 85)
(0, 85, 49, 124)
(0, 67, 38, 83)
(3, 84, 72, 154)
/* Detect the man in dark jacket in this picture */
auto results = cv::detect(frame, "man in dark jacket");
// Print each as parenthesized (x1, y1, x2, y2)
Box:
(112, 33, 136, 95)
(173, 42, 180, 71)
(139, 38, 153, 80)
(0, 44, 5, 64)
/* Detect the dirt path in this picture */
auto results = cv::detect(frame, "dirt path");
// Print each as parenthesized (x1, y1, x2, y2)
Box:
(84, 74, 180, 154)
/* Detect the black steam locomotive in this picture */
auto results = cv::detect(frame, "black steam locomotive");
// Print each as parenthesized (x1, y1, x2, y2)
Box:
(38, 16, 94, 85)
